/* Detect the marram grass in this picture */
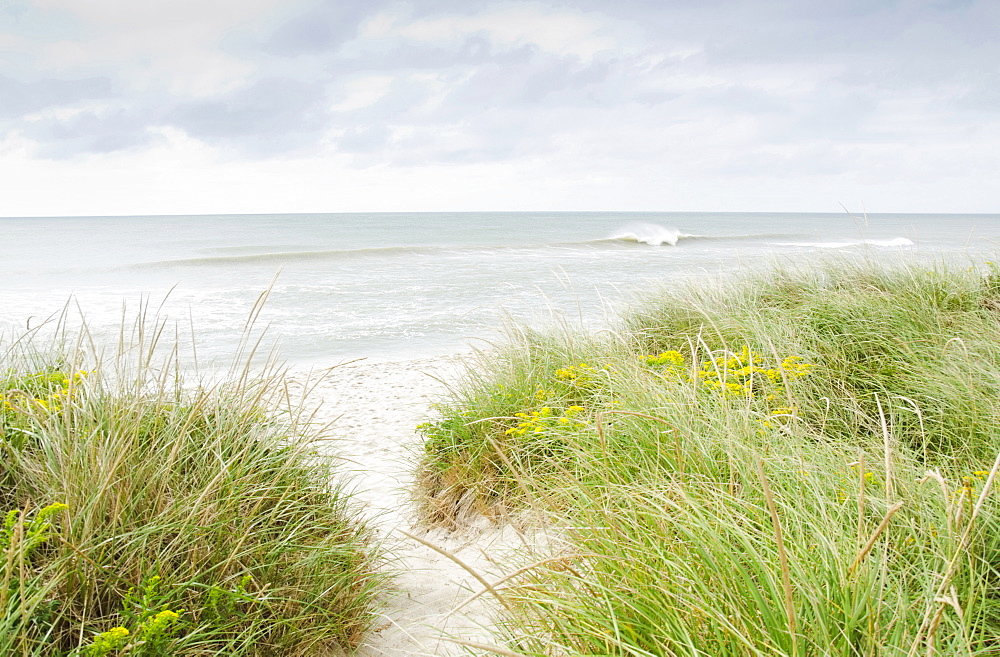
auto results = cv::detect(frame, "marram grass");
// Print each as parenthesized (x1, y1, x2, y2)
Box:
(0, 309, 386, 655)
(417, 257, 1000, 656)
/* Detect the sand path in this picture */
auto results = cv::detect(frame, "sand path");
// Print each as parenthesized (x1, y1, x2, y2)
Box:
(293, 356, 527, 656)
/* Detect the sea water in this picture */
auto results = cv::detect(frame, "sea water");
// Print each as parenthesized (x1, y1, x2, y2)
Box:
(2, 212, 998, 366)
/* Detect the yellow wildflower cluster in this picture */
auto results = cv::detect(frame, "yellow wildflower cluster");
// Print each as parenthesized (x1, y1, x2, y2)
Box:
(1, 369, 91, 415)
(85, 626, 130, 656)
(955, 470, 992, 503)
(84, 608, 183, 656)
(644, 350, 686, 369)
(963, 470, 991, 483)
(554, 363, 599, 387)
(506, 405, 587, 437)
(139, 609, 182, 640)
(1, 502, 68, 554)
(698, 348, 813, 399)
(643, 346, 814, 401)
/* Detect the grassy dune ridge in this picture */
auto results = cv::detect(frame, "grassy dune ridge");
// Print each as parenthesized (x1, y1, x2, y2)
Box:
(418, 258, 1000, 655)
(0, 310, 385, 655)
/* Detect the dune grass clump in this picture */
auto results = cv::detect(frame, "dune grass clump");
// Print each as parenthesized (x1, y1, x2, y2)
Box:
(417, 257, 1000, 655)
(0, 313, 385, 655)
(625, 259, 1000, 464)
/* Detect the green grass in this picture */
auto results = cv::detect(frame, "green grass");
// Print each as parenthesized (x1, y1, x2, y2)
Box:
(417, 257, 1000, 655)
(1, 310, 386, 655)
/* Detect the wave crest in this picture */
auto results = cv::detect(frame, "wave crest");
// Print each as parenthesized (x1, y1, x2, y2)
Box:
(610, 223, 685, 246)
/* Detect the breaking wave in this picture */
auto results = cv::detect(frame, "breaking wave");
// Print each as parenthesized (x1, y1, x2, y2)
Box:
(604, 223, 804, 247)
(609, 223, 688, 246)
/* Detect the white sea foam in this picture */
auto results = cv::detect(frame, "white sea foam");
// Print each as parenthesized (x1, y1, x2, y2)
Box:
(611, 223, 686, 246)
(772, 237, 915, 249)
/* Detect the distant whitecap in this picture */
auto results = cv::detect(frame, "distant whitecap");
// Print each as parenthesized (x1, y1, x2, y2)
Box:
(772, 237, 915, 249)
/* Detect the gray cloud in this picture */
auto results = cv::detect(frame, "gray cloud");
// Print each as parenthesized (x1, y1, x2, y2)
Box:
(168, 77, 329, 153)
(383, 110, 533, 166)
(22, 107, 152, 156)
(263, 1, 390, 56)
(336, 123, 391, 153)
(3, 0, 999, 178)
(0, 73, 144, 156)
(335, 34, 511, 74)
(440, 49, 613, 108)
(0, 74, 113, 118)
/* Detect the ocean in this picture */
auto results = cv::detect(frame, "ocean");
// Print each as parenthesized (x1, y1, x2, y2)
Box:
(2, 211, 998, 366)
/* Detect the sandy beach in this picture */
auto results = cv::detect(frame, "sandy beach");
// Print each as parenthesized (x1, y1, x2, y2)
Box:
(289, 355, 533, 656)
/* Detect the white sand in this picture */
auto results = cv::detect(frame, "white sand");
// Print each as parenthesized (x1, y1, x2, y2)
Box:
(290, 355, 534, 656)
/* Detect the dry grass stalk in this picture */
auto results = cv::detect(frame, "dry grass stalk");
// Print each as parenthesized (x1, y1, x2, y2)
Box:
(848, 500, 904, 576)
(756, 456, 797, 656)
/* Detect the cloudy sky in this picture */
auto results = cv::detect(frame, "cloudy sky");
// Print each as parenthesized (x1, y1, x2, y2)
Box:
(1, 0, 997, 216)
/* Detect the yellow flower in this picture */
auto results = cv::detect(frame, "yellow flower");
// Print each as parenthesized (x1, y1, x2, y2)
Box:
(644, 351, 685, 368)
(37, 502, 68, 522)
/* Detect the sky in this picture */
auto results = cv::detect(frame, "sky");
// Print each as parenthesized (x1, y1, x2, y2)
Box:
(1, 0, 998, 216)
